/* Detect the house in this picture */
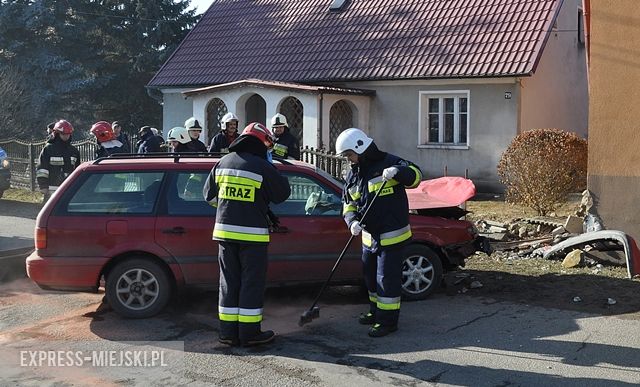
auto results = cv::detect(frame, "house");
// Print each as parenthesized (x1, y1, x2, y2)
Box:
(584, 0, 640, 240)
(147, 0, 588, 191)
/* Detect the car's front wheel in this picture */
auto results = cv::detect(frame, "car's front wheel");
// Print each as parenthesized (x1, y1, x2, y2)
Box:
(106, 258, 171, 318)
(401, 245, 443, 300)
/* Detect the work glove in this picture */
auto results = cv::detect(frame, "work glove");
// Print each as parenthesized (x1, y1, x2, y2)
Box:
(349, 221, 362, 236)
(382, 167, 399, 181)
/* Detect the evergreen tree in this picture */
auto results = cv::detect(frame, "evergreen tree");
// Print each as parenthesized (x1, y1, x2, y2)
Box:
(0, 0, 198, 138)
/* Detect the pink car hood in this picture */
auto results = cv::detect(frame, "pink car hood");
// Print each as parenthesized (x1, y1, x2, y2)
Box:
(406, 177, 476, 210)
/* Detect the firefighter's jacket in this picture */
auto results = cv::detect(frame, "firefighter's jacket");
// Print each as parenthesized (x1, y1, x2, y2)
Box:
(208, 131, 238, 153)
(273, 128, 300, 160)
(342, 154, 422, 249)
(95, 140, 126, 159)
(36, 136, 81, 190)
(186, 139, 207, 153)
(203, 152, 290, 244)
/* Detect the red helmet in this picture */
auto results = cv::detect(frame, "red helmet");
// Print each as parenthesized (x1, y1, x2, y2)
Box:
(241, 122, 274, 149)
(53, 120, 74, 135)
(90, 121, 115, 143)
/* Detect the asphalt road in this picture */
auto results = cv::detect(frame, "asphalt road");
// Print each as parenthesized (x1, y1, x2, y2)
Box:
(0, 278, 639, 386)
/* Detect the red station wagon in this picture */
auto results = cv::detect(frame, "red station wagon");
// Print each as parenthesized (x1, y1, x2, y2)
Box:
(27, 154, 487, 318)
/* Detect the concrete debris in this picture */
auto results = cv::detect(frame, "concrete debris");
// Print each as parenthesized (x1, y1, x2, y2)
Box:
(552, 226, 566, 237)
(564, 215, 583, 234)
(607, 298, 617, 305)
(562, 249, 583, 268)
(473, 204, 638, 278)
(573, 296, 582, 302)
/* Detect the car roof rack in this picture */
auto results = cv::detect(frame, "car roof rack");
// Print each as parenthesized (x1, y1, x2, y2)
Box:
(92, 152, 225, 164)
(92, 152, 294, 165)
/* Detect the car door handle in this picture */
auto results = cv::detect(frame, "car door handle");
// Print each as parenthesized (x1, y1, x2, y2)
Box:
(162, 226, 186, 234)
(271, 225, 289, 233)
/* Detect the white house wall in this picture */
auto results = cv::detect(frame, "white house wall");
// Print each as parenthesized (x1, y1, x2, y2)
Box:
(342, 80, 520, 192)
(161, 89, 193, 137)
(520, 0, 589, 138)
(189, 87, 319, 147)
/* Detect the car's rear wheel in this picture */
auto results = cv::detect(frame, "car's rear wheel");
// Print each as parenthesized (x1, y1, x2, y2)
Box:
(106, 258, 171, 318)
(401, 244, 443, 300)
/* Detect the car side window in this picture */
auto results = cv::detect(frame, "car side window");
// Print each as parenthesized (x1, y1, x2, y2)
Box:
(167, 171, 215, 216)
(271, 173, 342, 216)
(66, 172, 164, 214)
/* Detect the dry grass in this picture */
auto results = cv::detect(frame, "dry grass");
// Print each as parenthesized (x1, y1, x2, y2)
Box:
(465, 195, 581, 223)
(2, 188, 42, 203)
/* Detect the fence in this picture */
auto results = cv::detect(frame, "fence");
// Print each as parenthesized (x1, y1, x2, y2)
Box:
(0, 138, 347, 191)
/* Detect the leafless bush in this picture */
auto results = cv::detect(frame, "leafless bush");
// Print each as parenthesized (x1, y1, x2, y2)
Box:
(497, 128, 587, 216)
(0, 66, 31, 138)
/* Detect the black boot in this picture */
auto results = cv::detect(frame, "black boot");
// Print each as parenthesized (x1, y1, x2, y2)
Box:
(358, 312, 375, 325)
(241, 330, 275, 347)
(368, 323, 398, 337)
(218, 336, 240, 346)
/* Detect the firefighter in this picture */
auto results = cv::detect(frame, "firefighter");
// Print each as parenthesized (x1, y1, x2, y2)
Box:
(91, 121, 126, 158)
(270, 113, 300, 160)
(111, 121, 131, 153)
(203, 122, 290, 347)
(36, 119, 81, 202)
(208, 112, 239, 153)
(136, 126, 163, 153)
(336, 128, 422, 337)
(166, 126, 191, 153)
(184, 117, 208, 152)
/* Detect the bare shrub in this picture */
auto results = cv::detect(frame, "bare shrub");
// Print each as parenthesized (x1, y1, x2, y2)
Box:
(0, 66, 31, 138)
(497, 128, 587, 216)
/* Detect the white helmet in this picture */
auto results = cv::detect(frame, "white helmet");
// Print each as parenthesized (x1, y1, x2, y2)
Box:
(220, 112, 239, 130)
(270, 113, 288, 128)
(184, 117, 202, 130)
(335, 128, 373, 155)
(167, 127, 190, 144)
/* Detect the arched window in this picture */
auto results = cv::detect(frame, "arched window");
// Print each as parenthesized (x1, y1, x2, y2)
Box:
(206, 98, 227, 141)
(245, 94, 266, 125)
(278, 96, 303, 144)
(329, 100, 354, 152)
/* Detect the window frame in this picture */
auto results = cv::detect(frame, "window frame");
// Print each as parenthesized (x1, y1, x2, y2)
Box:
(270, 171, 343, 217)
(54, 171, 166, 216)
(417, 90, 470, 150)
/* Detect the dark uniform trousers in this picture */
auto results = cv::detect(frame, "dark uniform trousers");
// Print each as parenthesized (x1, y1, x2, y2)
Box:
(218, 241, 268, 341)
(362, 243, 404, 327)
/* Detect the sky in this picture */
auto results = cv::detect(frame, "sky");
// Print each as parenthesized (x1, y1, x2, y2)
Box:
(189, 0, 213, 15)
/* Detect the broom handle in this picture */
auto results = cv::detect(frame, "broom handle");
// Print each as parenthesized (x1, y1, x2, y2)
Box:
(306, 180, 388, 310)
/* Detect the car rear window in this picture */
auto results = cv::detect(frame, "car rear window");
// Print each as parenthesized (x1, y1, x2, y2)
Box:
(65, 172, 165, 214)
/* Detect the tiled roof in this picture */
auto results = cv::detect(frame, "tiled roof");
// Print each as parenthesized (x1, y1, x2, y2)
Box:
(148, 0, 560, 88)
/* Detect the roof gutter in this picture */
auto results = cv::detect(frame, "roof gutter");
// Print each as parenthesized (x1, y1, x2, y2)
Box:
(146, 87, 164, 106)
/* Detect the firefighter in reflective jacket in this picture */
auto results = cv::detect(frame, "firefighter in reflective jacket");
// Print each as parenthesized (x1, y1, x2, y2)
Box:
(336, 128, 422, 337)
(203, 122, 291, 347)
(270, 113, 300, 160)
(36, 120, 81, 202)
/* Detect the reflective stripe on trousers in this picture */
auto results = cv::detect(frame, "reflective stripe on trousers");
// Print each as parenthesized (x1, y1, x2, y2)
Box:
(213, 223, 270, 243)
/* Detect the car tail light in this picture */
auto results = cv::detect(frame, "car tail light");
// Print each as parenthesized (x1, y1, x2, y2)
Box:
(35, 227, 47, 250)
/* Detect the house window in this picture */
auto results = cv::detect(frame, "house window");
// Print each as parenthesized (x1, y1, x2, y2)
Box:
(419, 91, 469, 147)
(329, 100, 354, 152)
(206, 98, 227, 141)
(279, 96, 304, 144)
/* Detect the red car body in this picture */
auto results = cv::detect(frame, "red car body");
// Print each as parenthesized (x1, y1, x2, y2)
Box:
(27, 155, 484, 317)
